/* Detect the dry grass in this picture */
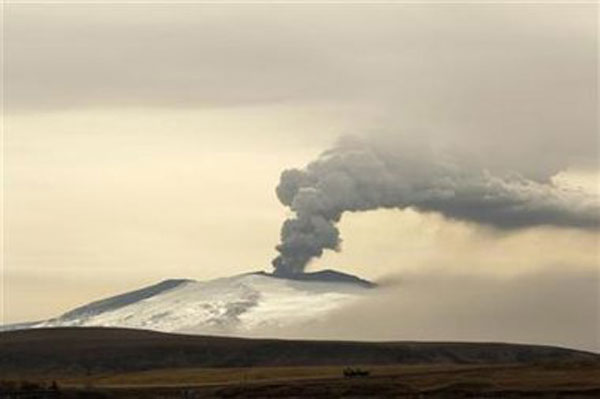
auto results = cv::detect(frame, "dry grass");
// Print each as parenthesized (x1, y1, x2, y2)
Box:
(4, 363, 600, 398)
(79, 364, 472, 386)
(44, 362, 599, 391)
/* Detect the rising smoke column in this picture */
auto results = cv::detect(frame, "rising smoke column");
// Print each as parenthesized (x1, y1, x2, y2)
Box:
(272, 135, 599, 276)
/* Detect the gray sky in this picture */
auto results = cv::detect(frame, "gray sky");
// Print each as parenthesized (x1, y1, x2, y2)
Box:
(2, 2, 598, 351)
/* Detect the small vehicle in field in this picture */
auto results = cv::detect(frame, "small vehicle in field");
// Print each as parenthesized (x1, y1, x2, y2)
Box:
(343, 367, 371, 378)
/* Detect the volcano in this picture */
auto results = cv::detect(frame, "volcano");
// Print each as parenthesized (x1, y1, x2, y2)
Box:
(3, 270, 375, 335)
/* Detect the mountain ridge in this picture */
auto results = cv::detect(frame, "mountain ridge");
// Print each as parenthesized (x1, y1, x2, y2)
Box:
(59, 278, 194, 322)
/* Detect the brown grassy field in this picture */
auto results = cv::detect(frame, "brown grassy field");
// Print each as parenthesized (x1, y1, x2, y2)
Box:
(68, 362, 600, 390)
(3, 362, 600, 398)
(46, 364, 512, 386)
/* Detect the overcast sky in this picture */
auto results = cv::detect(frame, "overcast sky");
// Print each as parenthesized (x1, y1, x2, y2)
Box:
(2, 2, 598, 351)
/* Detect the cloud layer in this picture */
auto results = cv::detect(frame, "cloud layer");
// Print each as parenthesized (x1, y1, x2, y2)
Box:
(6, 3, 597, 178)
(250, 267, 600, 353)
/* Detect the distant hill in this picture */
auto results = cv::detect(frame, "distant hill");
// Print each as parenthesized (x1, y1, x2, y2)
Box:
(1, 327, 598, 375)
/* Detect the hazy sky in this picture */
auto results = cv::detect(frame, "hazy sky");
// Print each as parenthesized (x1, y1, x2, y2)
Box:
(2, 2, 599, 351)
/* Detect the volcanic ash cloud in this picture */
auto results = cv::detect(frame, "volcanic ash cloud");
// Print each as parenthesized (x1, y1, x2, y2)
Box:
(271, 135, 599, 276)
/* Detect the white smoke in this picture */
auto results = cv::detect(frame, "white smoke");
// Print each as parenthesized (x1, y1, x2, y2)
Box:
(272, 135, 599, 275)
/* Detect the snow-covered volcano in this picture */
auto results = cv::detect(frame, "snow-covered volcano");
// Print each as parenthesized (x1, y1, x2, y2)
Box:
(9, 270, 375, 335)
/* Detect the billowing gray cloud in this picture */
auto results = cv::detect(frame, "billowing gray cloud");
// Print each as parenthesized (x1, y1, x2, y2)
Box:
(272, 135, 599, 275)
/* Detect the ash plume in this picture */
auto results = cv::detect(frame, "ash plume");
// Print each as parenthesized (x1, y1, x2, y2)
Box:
(272, 135, 599, 276)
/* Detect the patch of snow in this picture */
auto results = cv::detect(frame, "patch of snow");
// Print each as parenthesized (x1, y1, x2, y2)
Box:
(28, 271, 373, 336)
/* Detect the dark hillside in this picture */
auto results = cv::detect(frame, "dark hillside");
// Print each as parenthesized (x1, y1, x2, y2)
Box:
(1, 327, 597, 375)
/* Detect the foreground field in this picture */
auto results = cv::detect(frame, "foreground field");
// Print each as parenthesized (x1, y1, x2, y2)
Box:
(3, 363, 600, 398)
(2, 327, 599, 397)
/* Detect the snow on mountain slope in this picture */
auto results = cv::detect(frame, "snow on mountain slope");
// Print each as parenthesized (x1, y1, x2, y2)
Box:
(26, 270, 375, 335)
